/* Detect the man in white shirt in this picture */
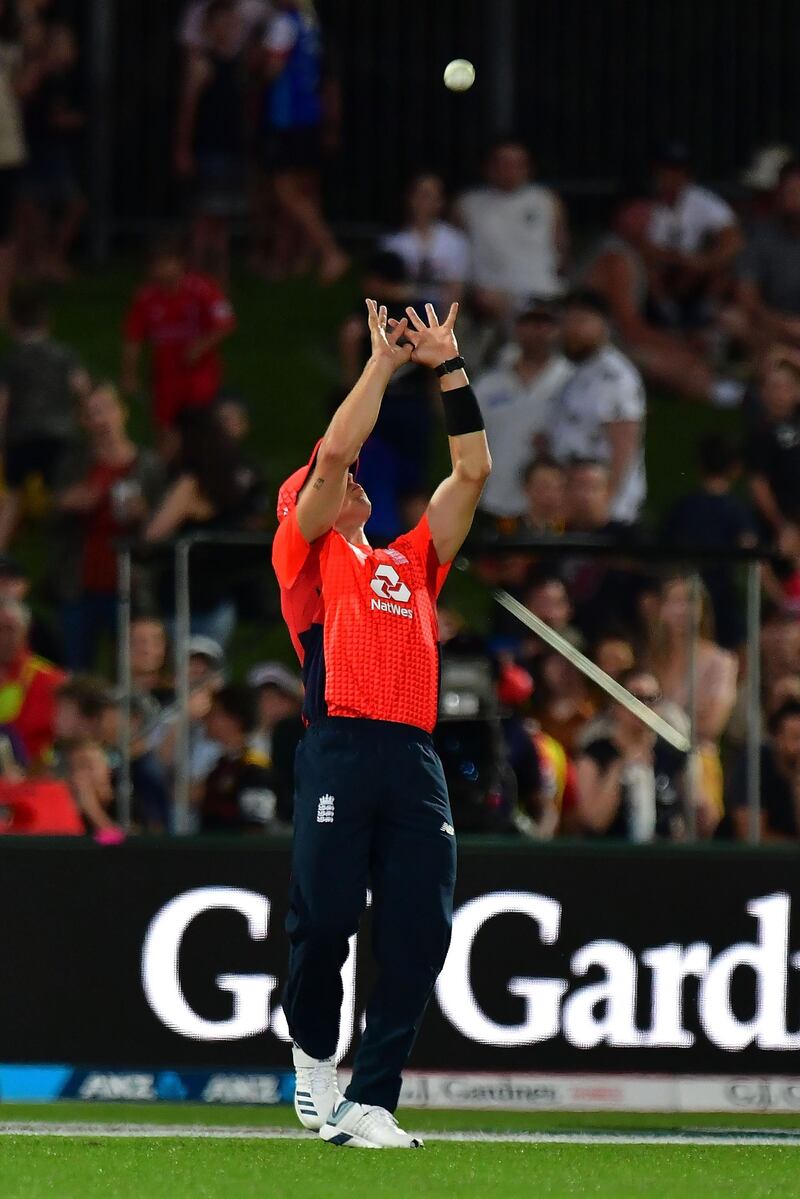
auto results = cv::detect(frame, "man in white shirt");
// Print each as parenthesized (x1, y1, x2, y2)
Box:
(457, 140, 569, 322)
(646, 143, 742, 329)
(476, 301, 573, 518)
(548, 291, 646, 524)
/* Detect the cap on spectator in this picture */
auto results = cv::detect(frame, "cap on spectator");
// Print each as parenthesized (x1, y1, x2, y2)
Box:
(187, 636, 225, 667)
(652, 140, 691, 168)
(247, 661, 303, 700)
(563, 289, 610, 318)
(0, 555, 26, 580)
(516, 297, 560, 322)
(740, 144, 794, 191)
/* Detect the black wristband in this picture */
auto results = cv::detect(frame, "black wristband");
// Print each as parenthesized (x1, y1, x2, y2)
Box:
(441, 384, 485, 437)
(435, 355, 466, 378)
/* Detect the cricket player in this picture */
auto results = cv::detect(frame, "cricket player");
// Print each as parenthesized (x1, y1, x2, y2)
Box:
(272, 298, 491, 1148)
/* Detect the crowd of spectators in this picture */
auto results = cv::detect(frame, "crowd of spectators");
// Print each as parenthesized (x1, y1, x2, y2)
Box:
(0, 2, 799, 844)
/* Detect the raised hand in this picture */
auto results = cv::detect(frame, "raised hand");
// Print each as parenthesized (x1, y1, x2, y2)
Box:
(390, 302, 459, 369)
(366, 298, 412, 373)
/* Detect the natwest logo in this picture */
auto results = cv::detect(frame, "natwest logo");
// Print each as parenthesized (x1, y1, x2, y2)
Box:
(369, 563, 412, 618)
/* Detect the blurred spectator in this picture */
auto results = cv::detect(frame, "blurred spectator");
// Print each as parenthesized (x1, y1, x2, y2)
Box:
(130, 616, 173, 708)
(213, 393, 269, 523)
(575, 666, 717, 841)
(663, 434, 757, 648)
(547, 291, 646, 524)
(146, 408, 264, 645)
(154, 635, 225, 812)
(174, 0, 248, 282)
(55, 383, 165, 671)
(199, 682, 278, 832)
(64, 737, 117, 835)
(338, 255, 431, 535)
(381, 173, 470, 310)
(16, 20, 85, 281)
(0, 0, 26, 320)
(458, 138, 568, 321)
(530, 647, 595, 757)
(738, 143, 794, 227)
(259, 0, 348, 284)
(738, 161, 800, 348)
(476, 302, 572, 520)
(0, 281, 89, 549)
(646, 574, 737, 820)
(728, 700, 800, 842)
(0, 553, 60, 661)
(121, 234, 236, 442)
(518, 456, 566, 534)
(746, 359, 800, 541)
(178, 0, 271, 54)
(248, 659, 303, 822)
(582, 194, 745, 407)
(0, 595, 64, 767)
(645, 142, 742, 332)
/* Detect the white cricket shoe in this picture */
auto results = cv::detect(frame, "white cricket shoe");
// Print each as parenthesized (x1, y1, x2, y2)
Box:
(292, 1043, 342, 1131)
(319, 1099, 424, 1149)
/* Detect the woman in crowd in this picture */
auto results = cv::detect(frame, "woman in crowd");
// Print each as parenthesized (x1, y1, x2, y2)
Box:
(381, 173, 470, 311)
(575, 667, 719, 841)
(645, 574, 738, 818)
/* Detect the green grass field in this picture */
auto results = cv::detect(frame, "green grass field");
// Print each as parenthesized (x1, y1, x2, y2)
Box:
(0, 1102, 797, 1198)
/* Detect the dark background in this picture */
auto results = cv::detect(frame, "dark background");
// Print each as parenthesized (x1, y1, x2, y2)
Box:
(1, 839, 798, 1075)
(96, 0, 800, 233)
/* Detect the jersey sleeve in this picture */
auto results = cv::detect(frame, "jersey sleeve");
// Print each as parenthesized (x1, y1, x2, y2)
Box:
(272, 508, 312, 590)
(402, 513, 452, 598)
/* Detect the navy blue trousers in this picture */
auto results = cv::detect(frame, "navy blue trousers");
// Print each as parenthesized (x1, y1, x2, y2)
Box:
(284, 717, 457, 1112)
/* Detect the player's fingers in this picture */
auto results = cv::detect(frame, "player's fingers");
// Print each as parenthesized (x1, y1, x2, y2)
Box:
(388, 316, 408, 345)
(365, 297, 378, 326)
(378, 304, 387, 327)
(403, 327, 421, 346)
(444, 301, 459, 329)
(425, 302, 440, 327)
(405, 305, 426, 331)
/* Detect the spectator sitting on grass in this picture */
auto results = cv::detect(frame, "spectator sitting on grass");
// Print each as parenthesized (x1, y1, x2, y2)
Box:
(663, 434, 757, 649)
(745, 359, 800, 544)
(476, 301, 572, 522)
(0, 280, 89, 549)
(200, 682, 278, 833)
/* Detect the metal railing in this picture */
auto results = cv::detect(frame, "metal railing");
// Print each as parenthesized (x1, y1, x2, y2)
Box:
(116, 531, 770, 842)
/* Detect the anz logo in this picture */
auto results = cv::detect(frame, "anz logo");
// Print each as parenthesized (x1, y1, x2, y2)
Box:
(369, 564, 413, 618)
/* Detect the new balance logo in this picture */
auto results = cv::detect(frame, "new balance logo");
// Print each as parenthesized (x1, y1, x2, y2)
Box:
(369, 564, 412, 618)
(317, 794, 335, 823)
(440, 822, 455, 836)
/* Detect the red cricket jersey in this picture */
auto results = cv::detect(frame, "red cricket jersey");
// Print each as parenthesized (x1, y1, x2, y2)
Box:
(123, 273, 235, 427)
(272, 507, 451, 733)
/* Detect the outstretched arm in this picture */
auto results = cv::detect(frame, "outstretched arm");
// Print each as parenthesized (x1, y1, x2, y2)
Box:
(296, 299, 411, 542)
(397, 303, 491, 563)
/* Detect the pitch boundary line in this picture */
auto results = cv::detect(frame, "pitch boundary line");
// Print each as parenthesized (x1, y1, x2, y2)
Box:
(1, 1122, 800, 1147)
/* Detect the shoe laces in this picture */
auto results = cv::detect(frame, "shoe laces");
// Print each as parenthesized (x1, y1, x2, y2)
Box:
(359, 1106, 399, 1136)
(296, 1059, 336, 1094)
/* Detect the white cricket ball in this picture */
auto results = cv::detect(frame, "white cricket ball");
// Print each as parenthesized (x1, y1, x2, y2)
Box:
(443, 59, 475, 93)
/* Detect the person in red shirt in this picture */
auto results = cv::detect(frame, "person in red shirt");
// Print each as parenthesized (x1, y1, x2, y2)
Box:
(121, 234, 236, 439)
(272, 298, 491, 1149)
(0, 597, 66, 769)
